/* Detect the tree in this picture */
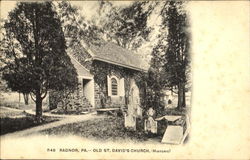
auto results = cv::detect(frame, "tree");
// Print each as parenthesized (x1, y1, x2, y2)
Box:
(146, 42, 167, 114)
(23, 93, 29, 105)
(162, 1, 190, 110)
(54, 1, 105, 71)
(145, 1, 190, 111)
(56, 1, 103, 47)
(0, 2, 78, 122)
(100, 1, 155, 50)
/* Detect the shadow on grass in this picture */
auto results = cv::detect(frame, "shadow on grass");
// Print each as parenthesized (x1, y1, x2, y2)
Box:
(0, 115, 59, 135)
(41, 116, 155, 142)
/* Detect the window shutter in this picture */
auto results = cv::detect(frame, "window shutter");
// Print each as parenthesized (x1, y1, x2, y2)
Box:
(107, 75, 111, 96)
(119, 78, 125, 97)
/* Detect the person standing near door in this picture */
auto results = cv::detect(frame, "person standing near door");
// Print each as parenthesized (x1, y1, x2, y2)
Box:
(100, 91, 105, 108)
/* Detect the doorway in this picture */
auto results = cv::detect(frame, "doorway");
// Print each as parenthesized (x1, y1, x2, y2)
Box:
(82, 78, 94, 108)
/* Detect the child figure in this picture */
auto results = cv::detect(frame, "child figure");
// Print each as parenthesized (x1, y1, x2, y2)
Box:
(145, 107, 157, 134)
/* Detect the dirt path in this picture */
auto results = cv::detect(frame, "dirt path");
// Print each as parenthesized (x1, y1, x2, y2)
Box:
(1, 110, 104, 139)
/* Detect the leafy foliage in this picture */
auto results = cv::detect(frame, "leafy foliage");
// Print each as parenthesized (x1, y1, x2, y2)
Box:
(138, 1, 191, 112)
(158, 1, 191, 109)
(162, 1, 190, 87)
(0, 2, 78, 121)
(100, 1, 155, 50)
(56, 1, 103, 47)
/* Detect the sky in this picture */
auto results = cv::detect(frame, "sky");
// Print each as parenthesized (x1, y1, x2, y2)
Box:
(0, 1, 16, 19)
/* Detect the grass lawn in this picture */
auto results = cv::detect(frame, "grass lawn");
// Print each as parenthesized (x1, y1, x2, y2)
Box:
(40, 116, 158, 142)
(0, 107, 24, 118)
(0, 101, 49, 112)
(0, 92, 49, 111)
(0, 107, 59, 135)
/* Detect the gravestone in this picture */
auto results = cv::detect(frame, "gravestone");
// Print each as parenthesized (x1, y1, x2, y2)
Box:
(124, 80, 140, 130)
(144, 117, 158, 134)
(161, 125, 184, 144)
(124, 113, 136, 130)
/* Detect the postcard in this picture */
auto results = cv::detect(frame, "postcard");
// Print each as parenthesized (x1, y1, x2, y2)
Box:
(0, 1, 249, 159)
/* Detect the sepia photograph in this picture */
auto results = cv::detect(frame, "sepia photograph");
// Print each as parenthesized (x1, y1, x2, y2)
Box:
(0, 0, 249, 159)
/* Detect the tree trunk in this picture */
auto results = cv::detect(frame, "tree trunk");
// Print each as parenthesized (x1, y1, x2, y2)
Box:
(182, 86, 186, 107)
(35, 92, 43, 123)
(23, 93, 29, 105)
(143, 82, 147, 107)
(177, 83, 186, 110)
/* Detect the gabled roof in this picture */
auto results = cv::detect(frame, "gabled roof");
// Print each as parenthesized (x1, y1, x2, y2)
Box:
(69, 55, 93, 79)
(89, 42, 145, 71)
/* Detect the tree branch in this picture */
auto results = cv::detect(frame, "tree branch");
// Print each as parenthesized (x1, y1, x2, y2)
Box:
(170, 88, 178, 94)
(30, 92, 36, 102)
(41, 90, 47, 99)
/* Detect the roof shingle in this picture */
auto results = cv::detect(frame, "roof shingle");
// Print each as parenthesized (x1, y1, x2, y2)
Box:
(90, 42, 145, 71)
(69, 55, 93, 78)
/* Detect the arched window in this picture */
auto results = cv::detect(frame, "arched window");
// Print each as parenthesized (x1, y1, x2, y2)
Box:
(111, 78, 118, 95)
